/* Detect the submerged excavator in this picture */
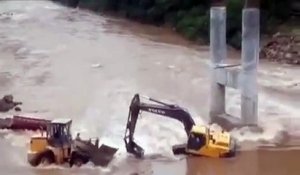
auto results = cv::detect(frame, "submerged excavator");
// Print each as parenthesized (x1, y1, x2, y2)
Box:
(124, 94, 237, 158)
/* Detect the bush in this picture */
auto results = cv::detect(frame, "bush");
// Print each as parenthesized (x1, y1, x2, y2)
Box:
(176, 13, 209, 41)
(225, 0, 243, 48)
(77, 0, 102, 11)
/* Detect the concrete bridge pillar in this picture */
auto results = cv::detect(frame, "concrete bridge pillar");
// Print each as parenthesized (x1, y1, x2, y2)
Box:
(209, 0, 260, 130)
(209, 2, 226, 123)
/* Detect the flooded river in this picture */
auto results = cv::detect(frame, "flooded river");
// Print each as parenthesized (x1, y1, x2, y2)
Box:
(0, 0, 300, 174)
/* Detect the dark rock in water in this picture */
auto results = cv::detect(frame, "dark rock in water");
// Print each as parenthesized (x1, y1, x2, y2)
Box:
(0, 95, 22, 112)
(14, 107, 22, 112)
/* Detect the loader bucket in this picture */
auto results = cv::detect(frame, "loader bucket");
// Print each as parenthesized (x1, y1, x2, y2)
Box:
(90, 144, 118, 167)
(73, 139, 118, 167)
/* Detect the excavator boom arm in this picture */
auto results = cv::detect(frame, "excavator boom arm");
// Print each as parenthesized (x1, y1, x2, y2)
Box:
(124, 94, 195, 158)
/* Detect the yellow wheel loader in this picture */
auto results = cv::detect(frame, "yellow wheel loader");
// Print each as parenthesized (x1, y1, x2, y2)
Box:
(124, 94, 237, 158)
(27, 118, 118, 167)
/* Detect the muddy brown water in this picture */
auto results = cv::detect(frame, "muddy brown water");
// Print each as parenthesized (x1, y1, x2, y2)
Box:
(0, 0, 300, 175)
(2, 149, 300, 175)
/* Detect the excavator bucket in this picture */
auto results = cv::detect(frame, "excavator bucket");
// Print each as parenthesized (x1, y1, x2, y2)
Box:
(124, 139, 144, 158)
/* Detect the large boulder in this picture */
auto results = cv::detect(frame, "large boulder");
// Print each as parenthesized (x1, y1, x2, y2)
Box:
(0, 95, 22, 112)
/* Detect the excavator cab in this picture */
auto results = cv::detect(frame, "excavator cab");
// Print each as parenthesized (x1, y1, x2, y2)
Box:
(187, 128, 207, 151)
(184, 125, 235, 158)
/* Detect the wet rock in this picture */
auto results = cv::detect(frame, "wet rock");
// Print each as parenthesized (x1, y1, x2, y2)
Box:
(0, 95, 22, 112)
(14, 107, 22, 112)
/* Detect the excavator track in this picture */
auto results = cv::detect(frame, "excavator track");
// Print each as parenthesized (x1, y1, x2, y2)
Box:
(172, 144, 188, 155)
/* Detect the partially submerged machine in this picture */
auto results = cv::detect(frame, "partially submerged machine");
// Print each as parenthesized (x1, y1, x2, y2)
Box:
(0, 115, 49, 130)
(0, 93, 236, 167)
(27, 118, 118, 167)
(124, 94, 236, 158)
(0, 114, 117, 167)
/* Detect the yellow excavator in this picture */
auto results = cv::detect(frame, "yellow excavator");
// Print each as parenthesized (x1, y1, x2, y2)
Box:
(27, 118, 118, 167)
(124, 94, 237, 158)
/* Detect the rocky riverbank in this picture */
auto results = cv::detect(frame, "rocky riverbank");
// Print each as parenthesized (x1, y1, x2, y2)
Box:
(261, 33, 300, 65)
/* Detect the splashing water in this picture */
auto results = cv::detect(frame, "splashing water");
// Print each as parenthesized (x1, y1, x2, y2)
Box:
(0, 2, 299, 173)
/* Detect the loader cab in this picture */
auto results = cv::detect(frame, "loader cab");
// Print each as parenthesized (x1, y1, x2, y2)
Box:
(28, 119, 74, 166)
(46, 118, 72, 146)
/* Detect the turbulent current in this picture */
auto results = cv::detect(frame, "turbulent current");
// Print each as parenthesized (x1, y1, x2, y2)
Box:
(0, 1, 299, 175)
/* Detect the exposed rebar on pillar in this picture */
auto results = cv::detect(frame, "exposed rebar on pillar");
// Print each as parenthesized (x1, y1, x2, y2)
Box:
(240, 1, 260, 126)
(209, 1, 226, 122)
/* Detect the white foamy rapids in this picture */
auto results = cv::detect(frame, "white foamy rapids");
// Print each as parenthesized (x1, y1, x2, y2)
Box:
(70, 81, 137, 148)
(0, 129, 38, 167)
(230, 121, 284, 142)
(225, 87, 300, 146)
(71, 107, 108, 139)
(2, 131, 31, 147)
(71, 89, 206, 160)
(11, 13, 30, 21)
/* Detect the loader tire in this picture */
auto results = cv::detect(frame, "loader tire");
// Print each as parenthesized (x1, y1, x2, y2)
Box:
(70, 152, 88, 167)
(28, 157, 39, 167)
(72, 157, 84, 167)
(38, 151, 55, 166)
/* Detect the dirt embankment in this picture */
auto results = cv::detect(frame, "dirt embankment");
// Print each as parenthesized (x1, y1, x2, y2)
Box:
(260, 33, 300, 65)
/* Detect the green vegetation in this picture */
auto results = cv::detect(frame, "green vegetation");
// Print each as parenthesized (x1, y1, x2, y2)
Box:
(57, 0, 298, 49)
